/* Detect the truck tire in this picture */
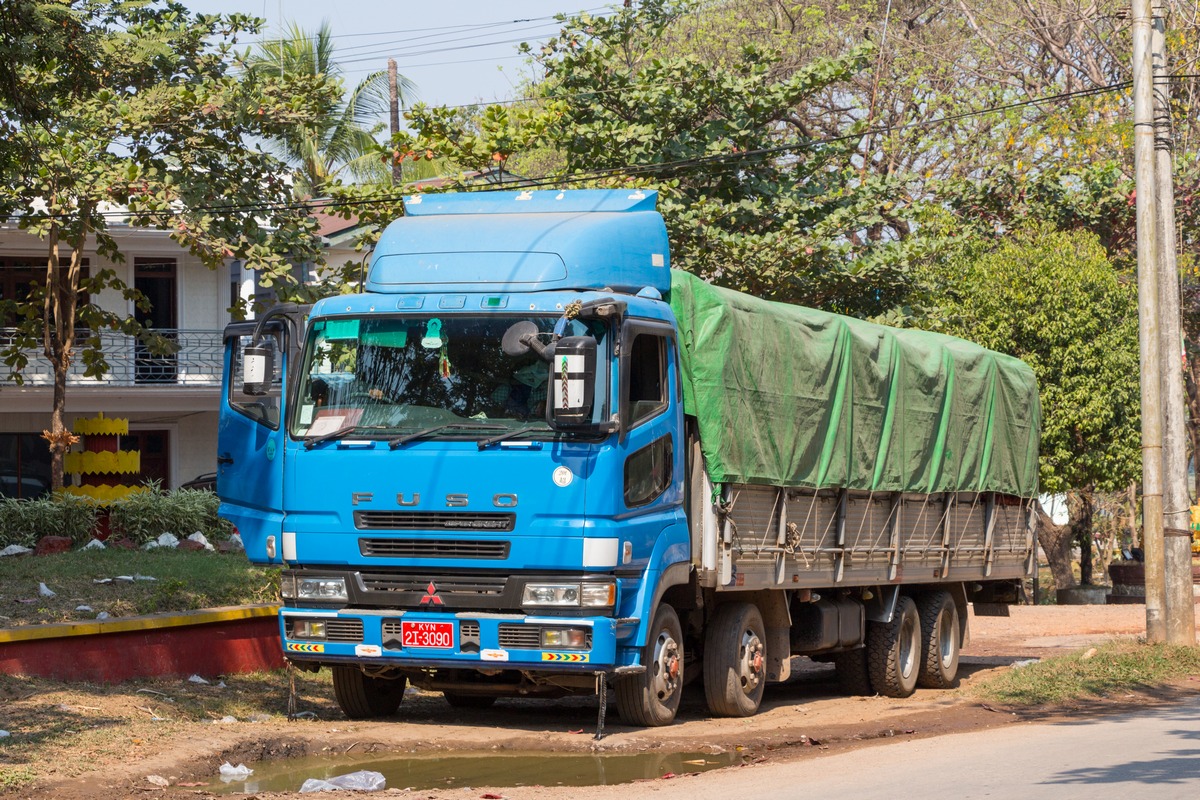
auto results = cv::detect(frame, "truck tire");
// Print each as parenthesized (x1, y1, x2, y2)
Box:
(702, 602, 767, 717)
(615, 603, 684, 727)
(866, 595, 920, 698)
(831, 648, 873, 696)
(916, 590, 960, 689)
(332, 666, 407, 719)
(443, 692, 497, 709)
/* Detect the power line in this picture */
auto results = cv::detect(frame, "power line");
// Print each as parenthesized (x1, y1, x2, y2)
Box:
(243, 8, 607, 48)
(0, 79, 1134, 224)
(329, 19, 584, 58)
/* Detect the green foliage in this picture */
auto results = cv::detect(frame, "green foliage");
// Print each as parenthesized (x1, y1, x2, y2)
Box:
(936, 162, 1139, 264)
(107, 485, 233, 545)
(400, 1, 923, 317)
(976, 641, 1200, 706)
(914, 225, 1141, 494)
(0, 495, 99, 547)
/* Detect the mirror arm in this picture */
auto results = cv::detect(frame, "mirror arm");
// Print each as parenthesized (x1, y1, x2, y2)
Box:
(250, 302, 301, 347)
(521, 332, 557, 363)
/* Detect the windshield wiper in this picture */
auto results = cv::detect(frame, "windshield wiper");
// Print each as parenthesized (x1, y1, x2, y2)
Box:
(388, 423, 506, 449)
(303, 424, 386, 450)
(477, 425, 552, 450)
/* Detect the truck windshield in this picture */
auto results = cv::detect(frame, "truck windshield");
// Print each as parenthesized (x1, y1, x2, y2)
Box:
(289, 314, 610, 440)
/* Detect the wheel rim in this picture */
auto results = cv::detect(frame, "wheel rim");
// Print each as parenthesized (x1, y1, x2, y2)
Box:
(938, 608, 956, 669)
(650, 628, 681, 702)
(738, 627, 765, 694)
(898, 612, 918, 679)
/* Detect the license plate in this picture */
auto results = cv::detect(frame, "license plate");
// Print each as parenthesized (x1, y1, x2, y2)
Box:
(401, 621, 454, 649)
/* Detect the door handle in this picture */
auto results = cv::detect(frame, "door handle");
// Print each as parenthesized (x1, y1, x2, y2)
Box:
(217, 454, 234, 465)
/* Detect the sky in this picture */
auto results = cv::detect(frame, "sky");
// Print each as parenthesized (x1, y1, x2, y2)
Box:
(188, 1, 611, 111)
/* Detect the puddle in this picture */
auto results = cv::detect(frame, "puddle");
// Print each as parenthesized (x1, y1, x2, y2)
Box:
(213, 749, 738, 794)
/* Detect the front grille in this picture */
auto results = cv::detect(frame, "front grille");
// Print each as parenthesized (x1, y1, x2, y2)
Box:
(498, 624, 541, 649)
(325, 619, 365, 642)
(359, 538, 510, 559)
(360, 573, 508, 596)
(356, 511, 515, 532)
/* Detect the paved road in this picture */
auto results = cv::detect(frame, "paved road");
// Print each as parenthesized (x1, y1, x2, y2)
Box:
(541, 696, 1200, 800)
(783, 698, 1200, 799)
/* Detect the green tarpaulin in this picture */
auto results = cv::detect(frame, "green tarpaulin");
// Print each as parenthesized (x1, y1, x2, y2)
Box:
(668, 270, 1040, 497)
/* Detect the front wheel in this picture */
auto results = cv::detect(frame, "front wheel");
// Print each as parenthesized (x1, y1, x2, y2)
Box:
(615, 604, 684, 726)
(332, 666, 407, 719)
(703, 602, 767, 717)
(866, 595, 921, 698)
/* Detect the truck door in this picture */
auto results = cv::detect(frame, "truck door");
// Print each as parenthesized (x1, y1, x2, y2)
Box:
(616, 321, 686, 564)
(217, 321, 289, 564)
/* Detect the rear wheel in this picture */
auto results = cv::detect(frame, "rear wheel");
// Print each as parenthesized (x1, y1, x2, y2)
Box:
(615, 604, 684, 726)
(916, 590, 960, 689)
(831, 647, 873, 696)
(866, 595, 920, 698)
(332, 666, 407, 719)
(703, 602, 767, 717)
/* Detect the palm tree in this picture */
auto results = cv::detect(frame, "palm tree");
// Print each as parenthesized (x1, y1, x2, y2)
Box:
(244, 21, 417, 196)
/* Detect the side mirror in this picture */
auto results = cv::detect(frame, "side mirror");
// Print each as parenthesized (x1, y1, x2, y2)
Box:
(549, 336, 597, 428)
(242, 340, 275, 396)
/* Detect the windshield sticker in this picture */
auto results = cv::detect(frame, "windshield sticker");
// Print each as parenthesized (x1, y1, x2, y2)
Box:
(421, 318, 444, 348)
(324, 319, 360, 341)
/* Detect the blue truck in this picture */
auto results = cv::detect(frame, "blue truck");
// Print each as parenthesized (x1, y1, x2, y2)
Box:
(217, 189, 1040, 727)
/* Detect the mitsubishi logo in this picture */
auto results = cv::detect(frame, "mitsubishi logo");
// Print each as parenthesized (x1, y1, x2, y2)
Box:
(419, 581, 444, 606)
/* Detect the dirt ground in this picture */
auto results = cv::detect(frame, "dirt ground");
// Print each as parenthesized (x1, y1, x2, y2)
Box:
(1, 603, 1185, 800)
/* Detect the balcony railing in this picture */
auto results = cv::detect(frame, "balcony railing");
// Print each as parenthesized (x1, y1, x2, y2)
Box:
(0, 329, 224, 387)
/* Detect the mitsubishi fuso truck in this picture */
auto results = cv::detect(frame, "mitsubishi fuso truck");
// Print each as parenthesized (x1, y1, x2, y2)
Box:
(217, 188, 1040, 726)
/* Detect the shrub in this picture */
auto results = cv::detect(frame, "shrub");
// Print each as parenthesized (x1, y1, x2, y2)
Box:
(107, 483, 233, 545)
(0, 495, 99, 547)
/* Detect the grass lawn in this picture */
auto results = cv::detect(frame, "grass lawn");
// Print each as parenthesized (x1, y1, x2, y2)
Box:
(0, 549, 279, 627)
(975, 640, 1200, 705)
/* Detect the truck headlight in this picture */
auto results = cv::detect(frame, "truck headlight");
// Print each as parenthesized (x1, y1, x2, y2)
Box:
(522, 582, 614, 608)
(579, 583, 616, 607)
(523, 584, 579, 605)
(296, 576, 348, 602)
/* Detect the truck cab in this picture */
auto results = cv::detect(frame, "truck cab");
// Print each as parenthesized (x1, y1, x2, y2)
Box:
(219, 190, 693, 723)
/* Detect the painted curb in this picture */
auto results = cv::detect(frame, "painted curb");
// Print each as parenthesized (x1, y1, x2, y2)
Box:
(0, 604, 285, 682)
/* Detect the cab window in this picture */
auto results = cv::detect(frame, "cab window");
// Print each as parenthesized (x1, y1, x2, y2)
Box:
(625, 333, 667, 428)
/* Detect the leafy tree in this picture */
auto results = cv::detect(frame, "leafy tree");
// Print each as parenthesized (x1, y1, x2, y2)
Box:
(400, 2, 934, 317)
(244, 21, 417, 197)
(914, 224, 1141, 587)
(0, 1, 337, 490)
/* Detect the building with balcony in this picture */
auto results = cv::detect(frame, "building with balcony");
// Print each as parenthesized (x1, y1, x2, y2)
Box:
(0, 210, 362, 498)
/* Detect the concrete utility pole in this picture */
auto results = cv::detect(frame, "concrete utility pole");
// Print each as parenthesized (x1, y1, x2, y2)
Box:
(388, 58, 402, 185)
(1132, 0, 1167, 643)
(1151, 0, 1197, 644)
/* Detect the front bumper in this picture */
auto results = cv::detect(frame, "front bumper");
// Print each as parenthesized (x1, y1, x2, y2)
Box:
(279, 607, 621, 671)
